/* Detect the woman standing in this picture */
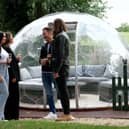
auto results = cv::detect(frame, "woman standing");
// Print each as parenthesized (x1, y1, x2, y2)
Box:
(52, 18, 75, 121)
(0, 31, 10, 120)
(3, 32, 21, 120)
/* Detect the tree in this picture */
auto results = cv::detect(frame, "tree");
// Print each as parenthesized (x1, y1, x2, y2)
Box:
(116, 23, 129, 32)
(0, 0, 29, 33)
(0, 0, 5, 30)
(27, 0, 108, 21)
(0, 0, 109, 33)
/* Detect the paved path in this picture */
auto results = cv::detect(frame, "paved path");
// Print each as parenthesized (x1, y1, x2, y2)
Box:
(20, 108, 129, 119)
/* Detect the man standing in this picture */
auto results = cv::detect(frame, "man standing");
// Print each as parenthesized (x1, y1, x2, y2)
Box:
(39, 27, 57, 120)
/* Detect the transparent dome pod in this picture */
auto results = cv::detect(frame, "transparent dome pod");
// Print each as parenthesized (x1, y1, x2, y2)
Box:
(12, 12, 129, 109)
(77, 21, 129, 76)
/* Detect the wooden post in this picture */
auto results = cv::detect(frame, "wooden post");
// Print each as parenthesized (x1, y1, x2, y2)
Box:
(112, 77, 116, 110)
(118, 94, 122, 110)
(118, 77, 123, 110)
(123, 59, 128, 110)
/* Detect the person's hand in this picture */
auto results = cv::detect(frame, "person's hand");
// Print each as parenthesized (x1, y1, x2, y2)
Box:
(7, 57, 12, 64)
(47, 54, 52, 59)
(12, 78, 16, 83)
(0, 75, 3, 82)
(53, 73, 60, 79)
(40, 58, 48, 65)
(47, 54, 52, 64)
(16, 54, 22, 62)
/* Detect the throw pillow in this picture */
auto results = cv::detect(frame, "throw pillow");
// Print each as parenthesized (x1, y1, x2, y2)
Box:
(85, 65, 106, 77)
(104, 64, 114, 78)
(20, 68, 32, 81)
(69, 65, 83, 77)
(27, 66, 41, 78)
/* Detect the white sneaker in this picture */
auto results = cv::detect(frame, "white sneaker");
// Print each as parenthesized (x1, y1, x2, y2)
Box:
(44, 112, 57, 120)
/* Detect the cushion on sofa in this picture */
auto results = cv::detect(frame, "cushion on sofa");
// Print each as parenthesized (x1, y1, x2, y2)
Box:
(20, 68, 32, 81)
(104, 64, 114, 78)
(68, 76, 108, 82)
(27, 66, 41, 78)
(69, 65, 83, 77)
(84, 65, 106, 77)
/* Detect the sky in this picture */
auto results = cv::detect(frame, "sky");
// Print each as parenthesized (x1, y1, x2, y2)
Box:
(104, 0, 129, 28)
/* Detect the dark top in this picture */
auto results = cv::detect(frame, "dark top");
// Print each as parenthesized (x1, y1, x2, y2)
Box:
(52, 31, 70, 77)
(39, 42, 53, 72)
(3, 46, 20, 81)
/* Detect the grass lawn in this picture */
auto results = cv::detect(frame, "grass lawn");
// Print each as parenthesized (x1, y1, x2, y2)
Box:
(0, 120, 129, 129)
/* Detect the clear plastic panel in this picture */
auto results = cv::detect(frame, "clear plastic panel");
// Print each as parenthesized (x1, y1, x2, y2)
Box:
(13, 12, 129, 109)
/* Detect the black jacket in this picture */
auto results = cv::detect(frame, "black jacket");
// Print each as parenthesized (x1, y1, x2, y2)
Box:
(52, 31, 70, 77)
(3, 46, 20, 81)
(39, 42, 53, 72)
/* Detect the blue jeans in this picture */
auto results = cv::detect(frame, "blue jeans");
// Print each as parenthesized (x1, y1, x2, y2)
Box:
(0, 65, 9, 120)
(0, 78, 9, 120)
(42, 72, 56, 113)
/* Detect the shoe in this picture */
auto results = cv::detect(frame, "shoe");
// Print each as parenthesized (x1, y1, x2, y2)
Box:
(56, 114, 75, 121)
(0, 119, 8, 121)
(0, 116, 5, 121)
(43, 112, 57, 120)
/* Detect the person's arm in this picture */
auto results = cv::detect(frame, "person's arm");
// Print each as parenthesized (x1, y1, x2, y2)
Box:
(39, 46, 43, 64)
(8, 66, 17, 83)
(39, 46, 48, 65)
(16, 54, 22, 63)
(53, 35, 69, 73)
(8, 52, 17, 82)
(0, 75, 3, 82)
(0, 58, 11, 64)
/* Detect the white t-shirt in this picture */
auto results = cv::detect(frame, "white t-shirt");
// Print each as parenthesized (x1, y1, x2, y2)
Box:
(0, 47, 9, 60)
(0, 47, 9, 77)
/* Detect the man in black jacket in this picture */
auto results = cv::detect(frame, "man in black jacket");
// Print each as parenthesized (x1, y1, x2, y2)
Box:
(39, 27, 57, 120)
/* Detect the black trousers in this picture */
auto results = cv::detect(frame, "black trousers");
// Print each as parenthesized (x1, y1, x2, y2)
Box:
(4, 81, 19, 120)
(56, 75, 70, 114)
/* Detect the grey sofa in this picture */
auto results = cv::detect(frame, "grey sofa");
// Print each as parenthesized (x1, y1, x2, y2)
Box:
(19, 66, 57, 106)
(19, 64, 114, 104)
(68, 64, 113, 99)
(68, 64, 110, 82)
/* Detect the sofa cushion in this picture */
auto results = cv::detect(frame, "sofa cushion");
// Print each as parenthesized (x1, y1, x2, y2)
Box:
(69, 65, 83, 77)
(68, 76, 108, 82)
(19, 78, 42, 90)
(84, 65, 106, 77)
(20, 68, 32, 81)
(104, 64, 114, 78)
(27, 66, 41, 78)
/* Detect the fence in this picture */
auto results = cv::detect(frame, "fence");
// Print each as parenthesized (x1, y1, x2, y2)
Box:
(112, 59, 129, 110)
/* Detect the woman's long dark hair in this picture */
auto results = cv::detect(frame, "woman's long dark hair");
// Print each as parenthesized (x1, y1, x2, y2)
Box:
(53, 18, 67, 37)
(0, 31, 4, 44)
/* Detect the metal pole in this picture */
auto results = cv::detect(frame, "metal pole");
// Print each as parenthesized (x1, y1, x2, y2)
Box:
(75, 23, 79, 108)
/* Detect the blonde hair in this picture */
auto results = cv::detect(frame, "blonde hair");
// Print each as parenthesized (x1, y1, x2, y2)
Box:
(5, 32, 13, 45)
